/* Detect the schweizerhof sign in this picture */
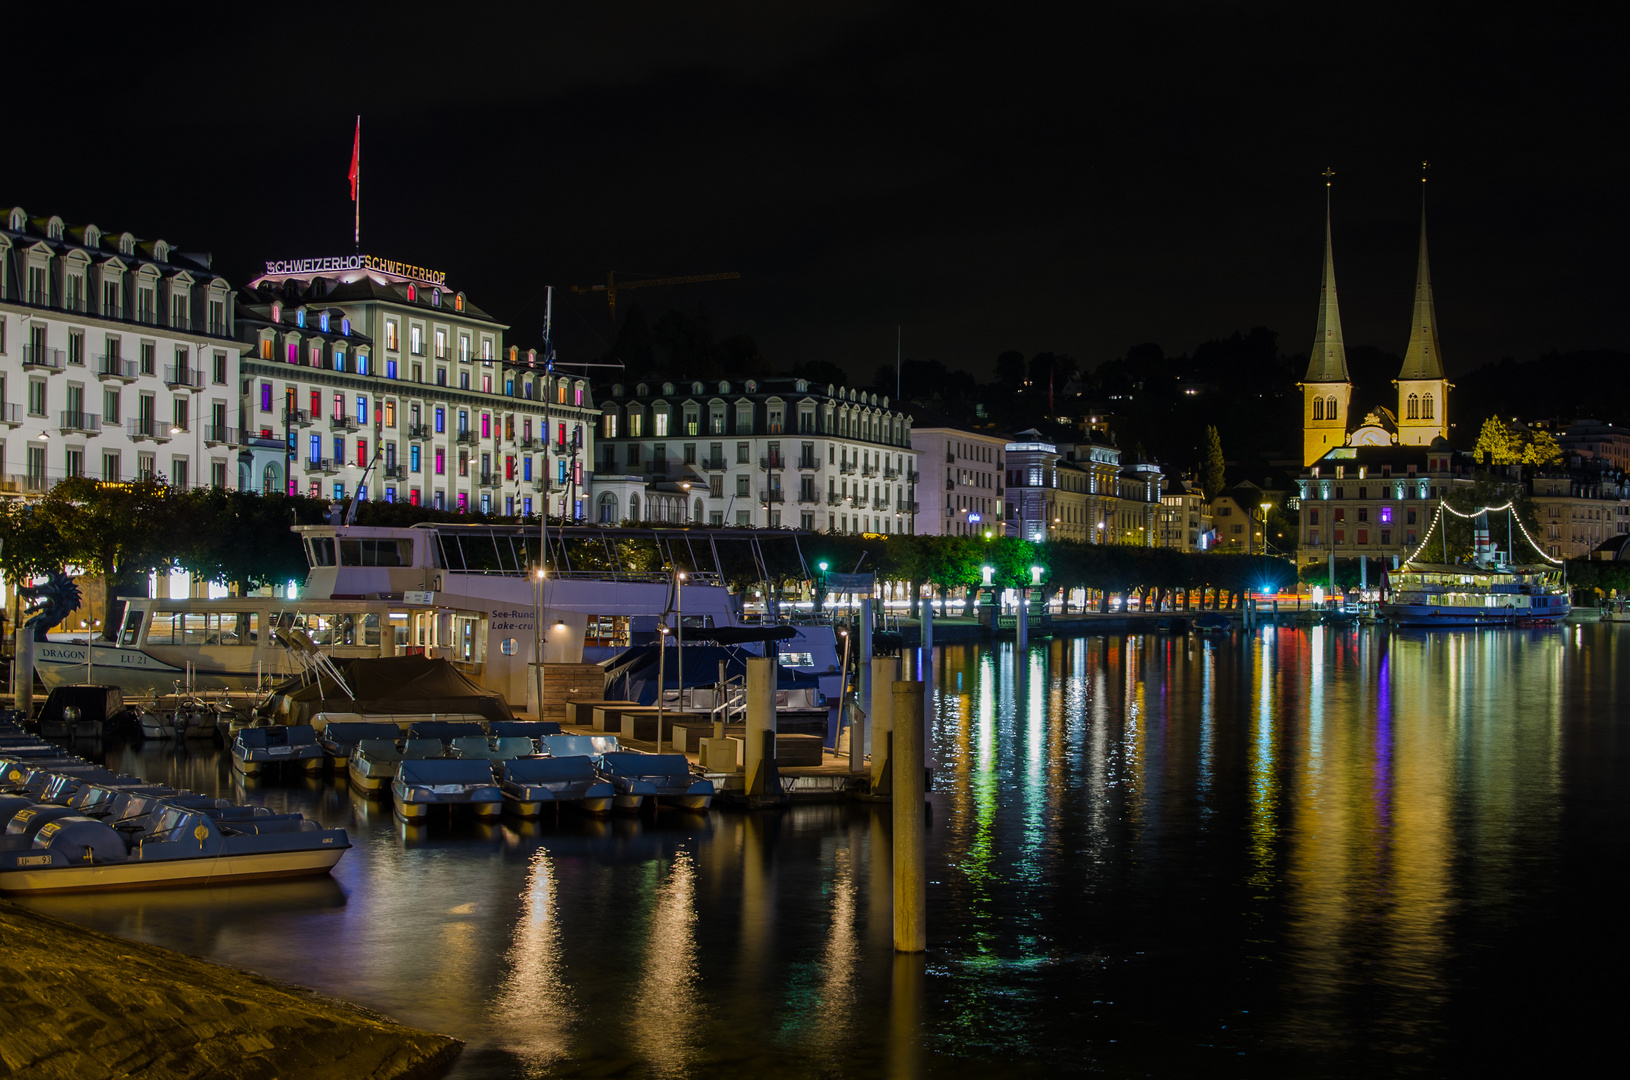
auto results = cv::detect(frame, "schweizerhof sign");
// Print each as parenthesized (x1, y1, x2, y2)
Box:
(262, 254, 447, 287)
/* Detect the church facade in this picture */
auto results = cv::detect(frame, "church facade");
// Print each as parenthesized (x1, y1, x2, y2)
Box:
(1295, 192, 1471, 569)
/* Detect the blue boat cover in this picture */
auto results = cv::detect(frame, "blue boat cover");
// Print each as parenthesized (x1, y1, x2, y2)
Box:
(602, 645, 818, 706)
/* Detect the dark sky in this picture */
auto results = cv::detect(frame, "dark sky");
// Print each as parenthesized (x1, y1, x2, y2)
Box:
(8, 4, 1623, 383)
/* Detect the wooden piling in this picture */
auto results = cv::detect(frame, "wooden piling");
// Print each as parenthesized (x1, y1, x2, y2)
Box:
(892, 678, 926, 952)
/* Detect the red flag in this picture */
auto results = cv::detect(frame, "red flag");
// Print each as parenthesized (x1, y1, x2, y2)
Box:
(348, 119, 360, 201)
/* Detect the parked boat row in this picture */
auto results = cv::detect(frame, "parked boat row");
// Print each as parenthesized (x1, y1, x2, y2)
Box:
(0, 721, 349, 895)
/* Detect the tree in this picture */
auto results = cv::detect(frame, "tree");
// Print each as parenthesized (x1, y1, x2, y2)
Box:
(1201, 426, 1226, 499)
(1473, 418, 1522, 465)
(994, 350, 1027, 388)
(42, 478, 180, 640)
(1522, 429, 1564, 468)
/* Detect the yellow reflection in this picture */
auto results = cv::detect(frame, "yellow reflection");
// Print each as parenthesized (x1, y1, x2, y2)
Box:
(629, 849, 703, 1078)
(805, 847, 859, 1062)
(492, 848, 575, 1072)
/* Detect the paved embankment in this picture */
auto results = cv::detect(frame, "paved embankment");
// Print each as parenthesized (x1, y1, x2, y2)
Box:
(0, 899, 459, 1080)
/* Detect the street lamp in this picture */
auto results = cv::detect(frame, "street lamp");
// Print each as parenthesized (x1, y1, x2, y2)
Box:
(532, 566, 546, 718)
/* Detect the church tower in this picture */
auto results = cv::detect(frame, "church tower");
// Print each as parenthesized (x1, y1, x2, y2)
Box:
(1395, 196, 1449, 446)
(1301, 177, 1352, 467)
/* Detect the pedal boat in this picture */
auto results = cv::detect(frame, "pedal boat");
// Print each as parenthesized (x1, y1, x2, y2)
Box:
(392, 758, 502, 820)
(347, 738, 443, 794)
(596, 751, 715, 812)
(232, 725, 324, 775)
(499, 757, 614, 817)
(319, 721, 404, 771)
(0, 803, 348, 895)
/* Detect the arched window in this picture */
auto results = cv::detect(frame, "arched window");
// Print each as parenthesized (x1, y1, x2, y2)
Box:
(1326, 397, 1338, 422)
(1407, 393, 1419, 419)
(628, 493, 640, 521)
(263, 463, 281, 495)
(694, 498, 704, 522)
(1313, 397, 1324, 420)
(598, 492, 619, 522)
(1422, 393, 1434, 420)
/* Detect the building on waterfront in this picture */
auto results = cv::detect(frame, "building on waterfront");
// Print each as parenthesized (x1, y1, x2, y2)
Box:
(1003, 428, 1168, 545)
(593, 377, 918, 533)
(0, 207, 242, 495)
(1294, 192, 1480, 567)
(906, 410, 1009, 535)
(1158, 476, 1211, 550)
(1556, 419, 1630, 473)
(238, 258, 599, 517)
(1529, 462, 1630, 560)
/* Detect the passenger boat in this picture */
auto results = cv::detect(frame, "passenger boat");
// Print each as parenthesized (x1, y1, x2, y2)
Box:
(1383, 510, 1572, 627)
(500, 757, 614, 816)
(596, 751, 714, 812)
(0, 801, 348, 895)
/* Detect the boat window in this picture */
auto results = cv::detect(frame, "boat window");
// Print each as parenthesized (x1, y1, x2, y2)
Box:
(207, 612, 258, 646)
(120, 608, 144, 646)
(458, 532, 506, 574)
(337, 539, 412, 566)
(778, 651, 816, 667)
(309, 538, 337, 567)
(143, 612, 211, 646)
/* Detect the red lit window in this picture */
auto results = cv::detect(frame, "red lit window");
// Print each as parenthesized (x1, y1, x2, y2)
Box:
(407, 284, 416, 302)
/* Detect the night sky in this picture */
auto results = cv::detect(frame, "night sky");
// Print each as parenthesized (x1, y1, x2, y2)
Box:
(8, 5, 1622, 383)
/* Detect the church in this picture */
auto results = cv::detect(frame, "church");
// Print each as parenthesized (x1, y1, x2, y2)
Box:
(1294, 185, 1474, 570)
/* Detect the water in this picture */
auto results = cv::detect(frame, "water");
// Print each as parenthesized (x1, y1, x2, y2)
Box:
(25, 625, 1630, 1077)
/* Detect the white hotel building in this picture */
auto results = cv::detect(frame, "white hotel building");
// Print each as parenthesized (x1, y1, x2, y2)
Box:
(237, 257, 599, 516)
(0, 207, 243, 494)
(906, 412, 1009, 536)
(595, 377, 919, 532)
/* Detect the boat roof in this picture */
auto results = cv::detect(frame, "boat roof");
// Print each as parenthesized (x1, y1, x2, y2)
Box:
(1397, 561, 1557, 575)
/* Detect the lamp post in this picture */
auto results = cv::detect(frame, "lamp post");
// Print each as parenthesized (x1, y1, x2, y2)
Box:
(1259, 501, 1273, 557)
(532, 567, 545, 719)
(675, 571, 685, 716)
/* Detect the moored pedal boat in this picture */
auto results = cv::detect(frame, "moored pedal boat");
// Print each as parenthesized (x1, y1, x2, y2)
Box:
(500, 757, 614, 817)
(0, 802, 349, 895)
(346, 738, 442, 793)
(319, 721, 403, 770)
(232, 725, 324, 775)
(596, 751, 715, 812)
(392, 758, 502, 820)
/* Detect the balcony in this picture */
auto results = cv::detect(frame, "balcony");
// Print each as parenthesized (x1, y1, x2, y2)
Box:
(883, 467, 899, 480)
(59, 411, 102, 435)
(208, 320, 230, 337)
(330, 416, 360, 433)
(760, 454, 785, 470)
(384, 464, 406, 481)
(701, 455, 727, 471)
(907, 470, 920, 484)
(127, 418, 171, 442)
(518, 435, 539, 449)
(827, 492, 844, 505)
(307, 456, 339, 475)
(203, 424, 240, 447)
(797, 490, 821, 505)
(760, 489, 785, 504)
(22, 346, 65, 372)
(0, 403, 19, 427)
(945, 477, 957, 490)
(946, 451, 956, 464)
(407, 423, 431, 440)
(798, 456, 819, 470)
(897, 499, 919, 513)
(97, 355, 139, 382)
(283, 408, 314, 428)
(839, 462, 856, 475)
(163, 365, 203, 390)
(479, 471, 502, 488)
(455, 430, 480, 446)
(851, 494, 870, 510)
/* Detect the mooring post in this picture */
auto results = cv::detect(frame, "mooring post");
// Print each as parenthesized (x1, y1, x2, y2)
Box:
(13, 628, 34, 717)
(852, 597, 872, 773)
(1016, 591, 1029, 649)
(745, 656, 780, 801)
(920, 600, 933, 653)
(870, 655, 898, 793)
(892, 678, 926, 952)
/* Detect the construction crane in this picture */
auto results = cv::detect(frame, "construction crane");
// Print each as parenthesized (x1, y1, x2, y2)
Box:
(571, 271, 740, 335)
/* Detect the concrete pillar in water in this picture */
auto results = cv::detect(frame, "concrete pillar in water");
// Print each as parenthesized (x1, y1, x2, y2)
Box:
(852, 598, 873, 773)
(13, 628, 34, 716)
(892, 678, 926, 952)
(870, 655, 898, 793)
(1016, 592, 1029, 649)
(745, 656, 780, 801)
(920, 601, 933, 653)
(1360, 555, 1367, 594)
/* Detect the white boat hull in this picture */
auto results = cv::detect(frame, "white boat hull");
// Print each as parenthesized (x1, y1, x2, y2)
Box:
(0, 846, 346, 895)
(1384, 603, 1571, 628)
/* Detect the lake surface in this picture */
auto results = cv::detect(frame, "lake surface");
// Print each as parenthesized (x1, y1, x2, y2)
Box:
(28, 624, 1630, 1078)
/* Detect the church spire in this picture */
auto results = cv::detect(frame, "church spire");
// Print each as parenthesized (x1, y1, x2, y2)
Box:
(1399, 181, 1444, 381)
(1304, 174, 1349, 384)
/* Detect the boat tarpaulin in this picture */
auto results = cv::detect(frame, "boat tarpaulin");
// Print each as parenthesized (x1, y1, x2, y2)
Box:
(602, 644, 818, 706)
(268, 655, 514, 725)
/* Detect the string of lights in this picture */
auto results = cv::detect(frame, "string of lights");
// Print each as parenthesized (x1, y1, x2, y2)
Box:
(1402, 500, 1562, 566)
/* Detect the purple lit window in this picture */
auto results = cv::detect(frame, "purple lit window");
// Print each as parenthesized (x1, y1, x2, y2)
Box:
(1380, 506, 1392, 524)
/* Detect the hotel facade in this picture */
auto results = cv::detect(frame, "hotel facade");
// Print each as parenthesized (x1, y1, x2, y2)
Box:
(0, 206, 243, 495)
(237, 258, 599, 517)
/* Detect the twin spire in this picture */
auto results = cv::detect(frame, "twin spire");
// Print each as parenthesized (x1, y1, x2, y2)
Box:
(1303, 172, 1441, 384)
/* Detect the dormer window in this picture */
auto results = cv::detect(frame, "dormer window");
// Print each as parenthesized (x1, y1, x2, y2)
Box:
(296, 309, 306, 328)
(271, 301, 282, 324)
(431, 288, 441, 307)
(341, 317, 351, 336)
(454, 293, 464, 312)
(152, 239, 168, 261)
(692, 381, 704, 394)
(319, 312, 330, 332)
(47, 216, 64, 240)
(745, 380, 757, 393)
(795, 380, 808, 392)
(7, 208, 24, 231)
(636, 383, 649, 396)
(119, 233, 135, 256)
(406, 283, 417, 303)
(662, 382, 675, 395)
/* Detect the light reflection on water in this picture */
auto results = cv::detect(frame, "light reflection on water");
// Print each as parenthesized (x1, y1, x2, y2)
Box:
(22, 625, 1630, 1077)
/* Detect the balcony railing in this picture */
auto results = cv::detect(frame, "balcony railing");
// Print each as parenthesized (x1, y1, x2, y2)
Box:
(127, 418, 170, 442)
(883, 467, 899, 480)
(862, 464, 878, 477)
(827, 492, 845, 505)
(0, 403, 20, 426)
(169, 314, 190, 331)
(455, 430, 480, 445)
(906, 470, 920, 484)
(797, 490, 821, 504)
(760, 455, 785, 470)
(897, 499, 919, 513)
(760, 489, 785, 503)
(839, 462, 856, 475)
(797, 456, 819, 470)
(701, 456, 727, 471)
(208, 320, 229, 336)
(282, 408, 313, 428)
(163, 366, 203, 390)
(851, 494, 870, 509)
(330, 416, 360, 433)
(479, 471, 502, 487)
(518, 435, 539, 449)
(22, 346, 65, 371)
(307, 456, 338, 474)
(407, 423, 431, 440)
(384, 464, 406, 480)
(204, 424, 239, 446)
(59, 411, 101, 435)
(97, 355, 138, 381)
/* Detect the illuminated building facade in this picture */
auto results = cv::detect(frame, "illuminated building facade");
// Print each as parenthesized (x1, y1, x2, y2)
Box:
(0, 206, 242, 495)
(595, 378, 917, 533)
(907, 415, 1008, 536)
(1003, 428, 1166, 544)
(238, 260, 598, 517)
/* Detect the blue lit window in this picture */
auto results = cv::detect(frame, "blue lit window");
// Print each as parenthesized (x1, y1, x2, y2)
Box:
(334, 349, 346, 372)
(505, 379, 514, 396)
(309, 434, 321, 461)
(297, 309, 306, 328)
(341, 318, 351, 336)
(334, 437, 345, 463)
(558, 460, 567, 483)
(385, 486, 395, 503)
(523, 457, 532, 481)
(434, 407, 445, 433)
(410, 445, 421, 472)
(357, 353, 369, 376)
(358, 484, 368, 502)
(480, 493, 490, 514)
(385, 358, 396, 380)
(523, 497, 532, 516)
(319, 312, 330, 332)
(357, 396, 367, 424)
(333, 482, 344, 500)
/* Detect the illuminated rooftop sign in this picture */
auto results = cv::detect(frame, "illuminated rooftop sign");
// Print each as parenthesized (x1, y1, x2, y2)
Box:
(262, 254, 447, 287)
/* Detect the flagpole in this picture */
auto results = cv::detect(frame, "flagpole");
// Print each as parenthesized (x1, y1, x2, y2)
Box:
(353, 115, 361, 253)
